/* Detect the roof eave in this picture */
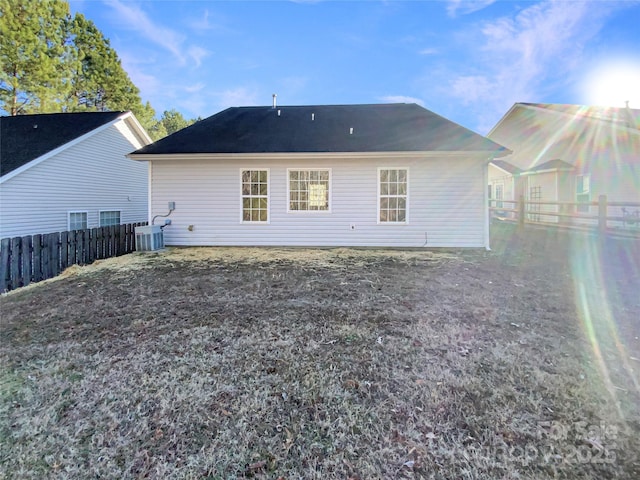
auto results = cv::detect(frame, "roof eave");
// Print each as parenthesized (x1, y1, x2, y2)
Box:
(490, 161, 519, 176)
(520, 167, 574, 176)
(487, 103, 522, 138)
(128, 150, 508, 162)
(121, 111, 153, 146)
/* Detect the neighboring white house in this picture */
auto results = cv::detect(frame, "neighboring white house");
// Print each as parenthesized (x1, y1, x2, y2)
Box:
(129, 103, 509, 248)
(0, 111, 152, 238)
(487, 103, 640, 224)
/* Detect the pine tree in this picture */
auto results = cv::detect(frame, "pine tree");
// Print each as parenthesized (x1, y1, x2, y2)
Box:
(0, 0, 72, 114)
(1, 0, 187, 140)
(134, 101, 167, 140)
(67, 13, 141, 113)
(160, 109, 196, 135)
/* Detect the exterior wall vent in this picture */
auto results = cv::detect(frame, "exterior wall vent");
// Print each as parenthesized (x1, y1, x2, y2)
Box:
(135, 225, 164, 251)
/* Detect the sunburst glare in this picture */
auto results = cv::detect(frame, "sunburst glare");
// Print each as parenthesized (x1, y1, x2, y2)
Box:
(583, 59, 640, 108)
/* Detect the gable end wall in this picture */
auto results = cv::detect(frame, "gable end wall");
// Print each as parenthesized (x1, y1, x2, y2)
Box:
(0, 122, 148, 238)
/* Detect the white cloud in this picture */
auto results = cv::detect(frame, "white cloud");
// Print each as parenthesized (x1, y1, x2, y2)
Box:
(184, 83, 206, 94)
(176, 97, 210, 118)
(418, 47, 438, 56)
(449, 76, 493, 105)
(105, 0, 208, 68)
(116, 50, 162, 96)
(106, 0, 185, 61)
(443, 0, 619, 132)
(187, 46, 210, 68)
(189, 8, 212, 31)
(216, 87, 261, 109)
(186, 8, 233, 34)
(380, 95, 425, 106)
(447, 0, 497, 17)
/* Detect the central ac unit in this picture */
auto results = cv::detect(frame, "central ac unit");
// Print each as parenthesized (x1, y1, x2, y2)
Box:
(135, 225, 164, 251)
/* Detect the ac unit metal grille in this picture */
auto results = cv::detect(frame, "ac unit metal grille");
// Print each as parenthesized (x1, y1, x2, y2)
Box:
(135, 225, 164, 251)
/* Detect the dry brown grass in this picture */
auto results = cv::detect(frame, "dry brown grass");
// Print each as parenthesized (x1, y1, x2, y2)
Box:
(1, 223, 639, 479)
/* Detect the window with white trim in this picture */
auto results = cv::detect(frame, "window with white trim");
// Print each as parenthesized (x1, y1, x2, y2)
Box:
(288, 169, 330, 212)
(576, 174, 590, 213)
(241, 169, 269, 222)
(69, 211, 88, 230)
(494, 183, 504, 209)
(99, 210, 121, 226)
(379, 168, 408, 223)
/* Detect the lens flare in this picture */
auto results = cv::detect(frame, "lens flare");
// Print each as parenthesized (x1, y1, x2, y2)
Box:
(570, 235, 640, 422)
(583, 59, 640, 108)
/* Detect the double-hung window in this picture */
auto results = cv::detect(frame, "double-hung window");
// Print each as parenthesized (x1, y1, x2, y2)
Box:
(241, 169, 269, 222)
(379, 168, 408, 223)
(576, 174, 590, 213)
(288, 169, 330, 212)
(68, 211, 88, 230)
(99, 210, 121, 227)
(494, 183, 504, 209)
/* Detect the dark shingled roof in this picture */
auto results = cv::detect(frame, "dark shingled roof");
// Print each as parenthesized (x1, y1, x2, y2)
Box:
(1, 111, 124, 177)
(132, 103, 508, 155)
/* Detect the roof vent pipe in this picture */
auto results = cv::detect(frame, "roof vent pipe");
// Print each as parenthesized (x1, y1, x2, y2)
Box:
(272, 93, 277, 109)
(312, 113, 315, 121)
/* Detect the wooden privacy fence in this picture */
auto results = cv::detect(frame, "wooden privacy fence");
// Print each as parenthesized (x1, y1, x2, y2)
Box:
(489, 195, 640, 236)
(0, 222, 146, 292)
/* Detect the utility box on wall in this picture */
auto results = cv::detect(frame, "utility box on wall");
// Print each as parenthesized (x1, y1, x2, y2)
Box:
(135, 225, 164, 251)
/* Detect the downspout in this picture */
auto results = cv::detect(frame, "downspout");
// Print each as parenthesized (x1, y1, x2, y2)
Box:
(484, 158, 491, 251)
(147, 161, 153, 225)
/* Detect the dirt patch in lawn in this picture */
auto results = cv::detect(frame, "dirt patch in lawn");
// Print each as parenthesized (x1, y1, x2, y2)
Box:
(1, 223, 639, 479)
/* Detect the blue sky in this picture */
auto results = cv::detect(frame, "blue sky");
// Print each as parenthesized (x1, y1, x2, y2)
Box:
(68, 0, 640, 134)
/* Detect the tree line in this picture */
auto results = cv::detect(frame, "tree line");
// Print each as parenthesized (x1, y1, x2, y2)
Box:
(0, 0, 196, 139)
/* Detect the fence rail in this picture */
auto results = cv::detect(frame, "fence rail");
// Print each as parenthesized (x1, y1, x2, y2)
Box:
(489, 195, 640, 236)
(0, 222, 146, 293)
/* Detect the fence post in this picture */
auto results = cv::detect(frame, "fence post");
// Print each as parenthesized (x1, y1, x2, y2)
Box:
(60, 231, 69, 270)
(598, 195, 607, 234)
(0, 238, 10, 292)
(518, 195, 525, 230)
(50, 233, 60, 278)
(21, 235, 33, 288)
(32, 234, 42, 282)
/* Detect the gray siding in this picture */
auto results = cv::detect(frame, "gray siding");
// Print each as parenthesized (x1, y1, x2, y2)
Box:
(150, 155, 488, 248)
(0, 121, 148, 238)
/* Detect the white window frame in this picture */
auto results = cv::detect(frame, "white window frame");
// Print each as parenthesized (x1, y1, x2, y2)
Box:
(576, 173, 591, 213)
(240, 168, 270, 223)
(287, 168, 332, 213)
(494, 183, 504, 209)
(377, 167, 409, 224)
(68, 211, 88, 231)
(99, 210, 122, 227)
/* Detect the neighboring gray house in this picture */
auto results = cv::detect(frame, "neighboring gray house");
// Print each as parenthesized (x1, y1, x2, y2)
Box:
(0, 111, 152, 238)
(488, 103, 640, 223)
(129, 103, 509, 248)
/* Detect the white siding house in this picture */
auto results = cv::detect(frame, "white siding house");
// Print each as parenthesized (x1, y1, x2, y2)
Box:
(0, 112, 152, 238)
(488, 103, 640, 225)
(146, 154, 489, 247)
(130, 104, 509, 248)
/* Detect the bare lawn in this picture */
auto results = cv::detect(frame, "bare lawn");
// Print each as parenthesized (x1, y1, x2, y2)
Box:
(1, 224, 639, 479)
